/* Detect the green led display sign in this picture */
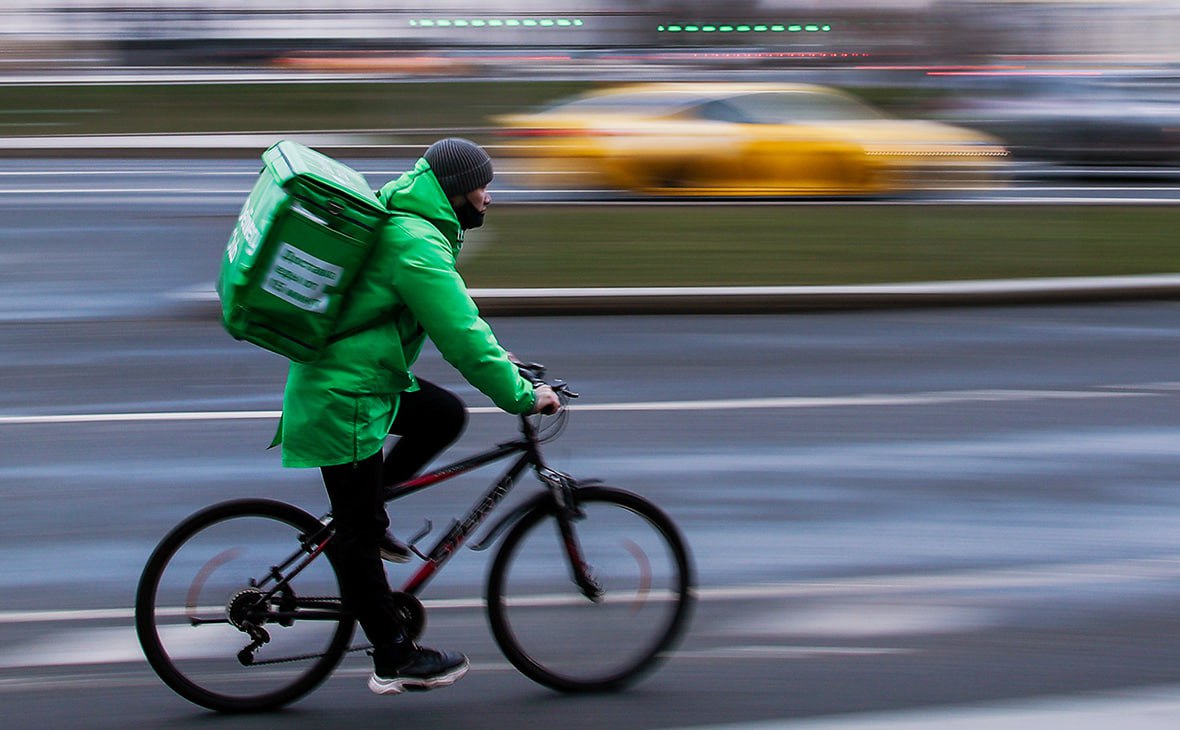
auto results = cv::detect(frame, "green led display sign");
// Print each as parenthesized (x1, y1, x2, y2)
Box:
(658, 24, 831, 33)
(410, 18, 584, 28)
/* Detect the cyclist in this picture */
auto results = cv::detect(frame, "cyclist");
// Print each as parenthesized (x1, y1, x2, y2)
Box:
(272, 138, 561, 695)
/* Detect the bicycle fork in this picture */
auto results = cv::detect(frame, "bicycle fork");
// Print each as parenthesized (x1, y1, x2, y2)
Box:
(461, 464, 604, 603)
(539, 467, 604, 603)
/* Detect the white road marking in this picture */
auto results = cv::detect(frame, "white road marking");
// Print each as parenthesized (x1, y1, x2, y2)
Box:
(693, 556, 1180, 602)
(0, 410, 282, 425)
(2, 171, 1176, 204)
(674, 646, 915, 660)
(677, 686, 1180, 729)
(0, 170, 258, 176)
(0, 188, 249, 195)
(0, 383, 1169, 426)
(539, 388, 1151, 413)
(0, 187, 617, 196)
(718, 604, 996, 638)
(0, 169, 551, 177)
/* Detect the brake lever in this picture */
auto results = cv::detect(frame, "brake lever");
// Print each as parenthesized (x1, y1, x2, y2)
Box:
(551, 380, 579, 399)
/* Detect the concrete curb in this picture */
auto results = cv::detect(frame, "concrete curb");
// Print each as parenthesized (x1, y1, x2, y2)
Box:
(170, 275, 1180, 318)
(471, 277, 1180, 315)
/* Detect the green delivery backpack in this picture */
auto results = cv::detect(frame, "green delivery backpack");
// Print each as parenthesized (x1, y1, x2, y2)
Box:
(217, 140, 391, 363)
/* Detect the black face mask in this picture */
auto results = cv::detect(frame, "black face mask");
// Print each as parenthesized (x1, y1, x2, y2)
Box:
(455, 201, 485, 230)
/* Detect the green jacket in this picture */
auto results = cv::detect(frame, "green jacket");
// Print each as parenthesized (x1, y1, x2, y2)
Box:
(274, 158, 536, 468)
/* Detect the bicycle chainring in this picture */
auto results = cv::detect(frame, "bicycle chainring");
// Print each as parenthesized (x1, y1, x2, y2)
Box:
(226, 587, 268, 632)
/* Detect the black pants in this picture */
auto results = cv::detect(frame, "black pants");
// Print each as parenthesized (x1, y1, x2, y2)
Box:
(320, 379, 467, 650)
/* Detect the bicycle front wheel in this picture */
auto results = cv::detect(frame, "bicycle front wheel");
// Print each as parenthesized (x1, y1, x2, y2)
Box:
(486, 486, 694, 692)
(135, 499, 355, 713)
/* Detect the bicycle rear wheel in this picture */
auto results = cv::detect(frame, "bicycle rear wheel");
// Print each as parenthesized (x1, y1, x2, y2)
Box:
(486, 486, 694, 692)
(135, 499, 355, 713)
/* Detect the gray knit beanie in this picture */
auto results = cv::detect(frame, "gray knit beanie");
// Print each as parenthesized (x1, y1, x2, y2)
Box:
(423, 138, 494, 198)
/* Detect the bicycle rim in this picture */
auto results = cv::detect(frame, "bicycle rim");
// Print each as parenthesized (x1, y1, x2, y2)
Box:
(487, 486, 694, 692)
(135, 499, 355, 712)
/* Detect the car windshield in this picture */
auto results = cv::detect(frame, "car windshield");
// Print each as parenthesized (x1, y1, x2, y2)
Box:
(541, 92, 701, 116)
(696, 91, 886, 124)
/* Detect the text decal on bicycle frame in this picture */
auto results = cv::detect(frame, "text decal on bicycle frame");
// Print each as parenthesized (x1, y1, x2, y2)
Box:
(401, 455, 532, 595)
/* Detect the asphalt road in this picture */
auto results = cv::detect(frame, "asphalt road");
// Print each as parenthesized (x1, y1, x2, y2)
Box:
(3, 304, 1180, 728)
(3, 156, 1180, 727)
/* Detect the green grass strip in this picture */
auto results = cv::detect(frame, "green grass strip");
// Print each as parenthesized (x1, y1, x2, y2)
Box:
(462, 204, 1180, 287)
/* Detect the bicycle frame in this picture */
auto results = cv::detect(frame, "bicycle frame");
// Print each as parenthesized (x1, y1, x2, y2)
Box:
(386, 416, 548, 596)
(138, 371, 693, 709)
(234, 411, 589, 632)
(388, 412, 600, 603)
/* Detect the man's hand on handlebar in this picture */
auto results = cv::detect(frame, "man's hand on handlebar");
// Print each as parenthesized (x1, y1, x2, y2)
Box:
(508, 352, 562, 415)
(530, 385, 562, 416)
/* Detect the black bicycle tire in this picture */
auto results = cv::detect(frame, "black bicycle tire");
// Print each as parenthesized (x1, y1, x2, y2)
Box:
(134, 499, 355, 713)
(485, 486, 694, 693)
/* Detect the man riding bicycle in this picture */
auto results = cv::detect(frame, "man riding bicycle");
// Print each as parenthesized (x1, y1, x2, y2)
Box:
(272, 138, 561, 695)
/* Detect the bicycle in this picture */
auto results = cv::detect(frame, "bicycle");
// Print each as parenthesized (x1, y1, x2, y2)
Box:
(135, 365, 695, 713)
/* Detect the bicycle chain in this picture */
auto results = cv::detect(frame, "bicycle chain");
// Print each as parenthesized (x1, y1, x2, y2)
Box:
(238, 596, 372, 667)
(243, 642, 373, 666)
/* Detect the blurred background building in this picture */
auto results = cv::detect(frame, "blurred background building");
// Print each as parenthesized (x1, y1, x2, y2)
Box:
(3, 1, 1179, 69)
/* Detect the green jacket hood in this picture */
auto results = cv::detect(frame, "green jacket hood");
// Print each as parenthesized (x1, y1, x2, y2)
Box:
(377, 158, 462, 248)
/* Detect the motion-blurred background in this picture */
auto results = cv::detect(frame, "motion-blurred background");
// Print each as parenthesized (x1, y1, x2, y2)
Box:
(4, 4, 1180, 729)
(5, 0, 1179, 291)
(5, 0, 1180, 186)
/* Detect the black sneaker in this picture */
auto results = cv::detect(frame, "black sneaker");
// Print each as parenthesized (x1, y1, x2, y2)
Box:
(368, 645, 469, 695)
(379, 530, 412, 563)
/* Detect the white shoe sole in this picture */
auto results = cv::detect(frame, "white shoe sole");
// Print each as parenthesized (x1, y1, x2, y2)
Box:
(368, 659, 470, 695)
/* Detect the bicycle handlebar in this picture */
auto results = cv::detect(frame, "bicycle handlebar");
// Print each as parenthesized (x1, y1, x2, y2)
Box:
(512, 359, 579, 405)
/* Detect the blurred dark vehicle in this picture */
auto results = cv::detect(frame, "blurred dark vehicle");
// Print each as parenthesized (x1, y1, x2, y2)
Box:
(493, 82, 1009, 197)
(934, 75, 1180, 168)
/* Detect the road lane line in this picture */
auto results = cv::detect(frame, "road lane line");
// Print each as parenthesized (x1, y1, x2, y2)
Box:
(0, 170, 258, 176)
(0, 169, 551, 177)
(542, 389, 1150, 412)
(673, 646, 915, 659)
(0, 385, 1164, 426)
(0, 188, 251, 195)
(677, 686, 1180, 730)
(0, 410, 281, 425)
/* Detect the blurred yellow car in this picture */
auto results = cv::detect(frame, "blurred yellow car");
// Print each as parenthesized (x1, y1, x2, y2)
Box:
(493, 82, 1009, 196)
